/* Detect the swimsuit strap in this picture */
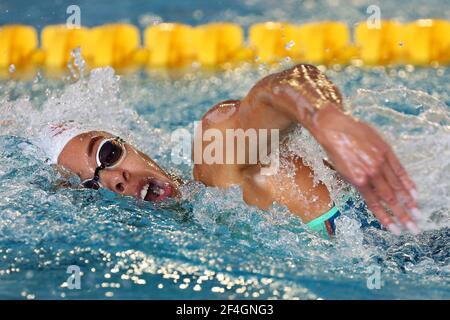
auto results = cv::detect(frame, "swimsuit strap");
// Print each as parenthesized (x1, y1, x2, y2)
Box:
(306, 206, 340, 237)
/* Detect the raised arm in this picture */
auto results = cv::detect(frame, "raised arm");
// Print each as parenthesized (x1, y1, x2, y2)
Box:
(239, 64, 421, 235)
(239, 64, 344, 132)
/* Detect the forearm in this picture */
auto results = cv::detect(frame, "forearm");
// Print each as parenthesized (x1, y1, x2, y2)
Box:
(240, 64, 421, 234)
(242, 64, 344, 135)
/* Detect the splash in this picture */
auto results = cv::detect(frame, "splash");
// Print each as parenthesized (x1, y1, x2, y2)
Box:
(0, 64, 448, 299)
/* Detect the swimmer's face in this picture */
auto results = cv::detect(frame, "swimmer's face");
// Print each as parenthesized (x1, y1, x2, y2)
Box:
(58, 131, 179, 202)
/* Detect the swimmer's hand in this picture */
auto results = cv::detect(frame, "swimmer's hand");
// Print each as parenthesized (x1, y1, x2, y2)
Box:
(239, 64, 420, 235)
(310, 104, 421, 235)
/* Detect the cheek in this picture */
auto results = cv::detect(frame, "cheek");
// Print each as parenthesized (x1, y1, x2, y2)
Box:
(59, 156, 90, 181)
(77, 169, 92, 181)
(76, 158, 96, 181)
(122, 154, 151, 173)
(126, 147, 153, 167)
(116, 149, 142, 173)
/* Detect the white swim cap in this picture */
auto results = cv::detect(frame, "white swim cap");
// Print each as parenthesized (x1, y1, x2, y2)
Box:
(33, 122, 86, 164)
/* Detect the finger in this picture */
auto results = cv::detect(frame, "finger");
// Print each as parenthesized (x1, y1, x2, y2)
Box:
(382, 163, 421, 220)
(386, 151, 417, 200)
(382, 163, 417, 206)
(371, 174, 397, 207)
(387, 202, 420, 235)
(371, 173, 420, 234)
(359, 187, 401, 235)
(386, 151, 423, 221)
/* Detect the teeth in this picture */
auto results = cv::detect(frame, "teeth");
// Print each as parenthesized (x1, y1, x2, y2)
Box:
(140, 184, 149, 200)
(155, 187, 165, 195)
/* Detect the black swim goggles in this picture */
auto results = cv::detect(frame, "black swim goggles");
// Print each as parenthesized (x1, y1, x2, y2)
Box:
(81, 137, 127, 190)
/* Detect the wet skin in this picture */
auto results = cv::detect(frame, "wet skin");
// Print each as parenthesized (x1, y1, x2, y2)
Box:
(58, 64, 421, 234)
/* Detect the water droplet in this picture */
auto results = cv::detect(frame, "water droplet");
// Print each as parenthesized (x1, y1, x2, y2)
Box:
(193, 10, 204, 20)
(67, 47, 86, 80)
(285, 40, 295, 50)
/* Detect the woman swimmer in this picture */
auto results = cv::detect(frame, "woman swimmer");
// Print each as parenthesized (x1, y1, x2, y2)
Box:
(34, 64, 422, 236)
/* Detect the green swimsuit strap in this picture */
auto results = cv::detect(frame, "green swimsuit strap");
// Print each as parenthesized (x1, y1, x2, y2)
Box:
(306, 206, 339, 230)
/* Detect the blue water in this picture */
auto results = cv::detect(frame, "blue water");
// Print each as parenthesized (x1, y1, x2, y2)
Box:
(0, 0, 449, 299)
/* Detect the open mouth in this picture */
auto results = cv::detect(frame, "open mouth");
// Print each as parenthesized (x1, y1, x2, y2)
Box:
(139, 179, 173, 202)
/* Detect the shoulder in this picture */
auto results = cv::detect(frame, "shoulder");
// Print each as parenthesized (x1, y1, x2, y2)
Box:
(200, 99, 241, 127)
(193, 100, 243, 187)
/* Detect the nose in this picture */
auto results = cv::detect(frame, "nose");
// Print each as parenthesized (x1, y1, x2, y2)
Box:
(103, 168, 131, 194)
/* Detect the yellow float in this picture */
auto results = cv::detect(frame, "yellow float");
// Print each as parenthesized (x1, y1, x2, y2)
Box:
(0, 19, 448, 77)
(0, 24, 38, 69)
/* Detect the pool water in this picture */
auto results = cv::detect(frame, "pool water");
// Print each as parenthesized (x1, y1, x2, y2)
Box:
(0, 0, 449, 299)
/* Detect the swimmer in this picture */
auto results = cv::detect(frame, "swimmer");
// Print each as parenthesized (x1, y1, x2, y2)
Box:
(34, 64, 421, 236)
